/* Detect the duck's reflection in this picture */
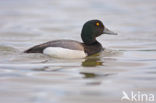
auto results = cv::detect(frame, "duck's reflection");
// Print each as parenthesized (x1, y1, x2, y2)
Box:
(82, 54, 103, 67)
(80, 72, 97, 78)
(80, 53, 115, 80)
(81, 54, 103, 80)
(80, 72, 113, 79)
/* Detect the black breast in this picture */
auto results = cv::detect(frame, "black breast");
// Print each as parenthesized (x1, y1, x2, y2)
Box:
(82, 41, 103, 56)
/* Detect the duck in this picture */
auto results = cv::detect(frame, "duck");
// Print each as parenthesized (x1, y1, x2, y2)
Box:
(24, 20, 117, 59)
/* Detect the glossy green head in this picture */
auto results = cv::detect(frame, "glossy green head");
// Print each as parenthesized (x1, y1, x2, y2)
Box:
(81, 20, 117, 45)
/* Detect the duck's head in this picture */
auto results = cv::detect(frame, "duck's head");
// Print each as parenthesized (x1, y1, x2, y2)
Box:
(81, 20, 117, 45)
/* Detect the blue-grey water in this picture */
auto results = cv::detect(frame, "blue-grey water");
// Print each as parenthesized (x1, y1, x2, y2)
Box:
(0, 0, 156, 103)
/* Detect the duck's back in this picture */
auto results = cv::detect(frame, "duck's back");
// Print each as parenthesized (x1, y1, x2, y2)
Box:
(25, 40, 88, 58)
(24, 40, 85, 53)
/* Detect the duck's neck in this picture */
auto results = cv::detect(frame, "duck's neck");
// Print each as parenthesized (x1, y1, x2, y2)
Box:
(81, 33, 96, 45)
(83, 38, 97, 45)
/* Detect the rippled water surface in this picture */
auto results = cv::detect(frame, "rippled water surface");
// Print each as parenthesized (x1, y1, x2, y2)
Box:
(0, 0, 156, 103)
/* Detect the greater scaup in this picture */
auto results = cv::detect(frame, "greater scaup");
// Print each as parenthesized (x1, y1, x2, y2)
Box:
(24, 20, 117, 58)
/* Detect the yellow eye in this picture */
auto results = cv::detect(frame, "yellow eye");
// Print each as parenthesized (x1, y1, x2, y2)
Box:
(96, 22, 100, 26)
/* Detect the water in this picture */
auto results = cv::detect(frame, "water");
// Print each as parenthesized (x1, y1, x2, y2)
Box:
(0, 0, 156, 103)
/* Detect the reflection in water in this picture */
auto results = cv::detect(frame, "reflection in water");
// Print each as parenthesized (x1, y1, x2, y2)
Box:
(82, 54, 103, 67)
(80, 72, 113, 79)
(80, 72, 96, 78)
(82, 50, 119, 67)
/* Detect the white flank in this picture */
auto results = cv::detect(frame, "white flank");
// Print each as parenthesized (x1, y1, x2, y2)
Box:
(43, 47, 87, 59)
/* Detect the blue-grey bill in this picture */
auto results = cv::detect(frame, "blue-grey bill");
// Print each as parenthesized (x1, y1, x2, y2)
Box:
(103, 27, 118, 35)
